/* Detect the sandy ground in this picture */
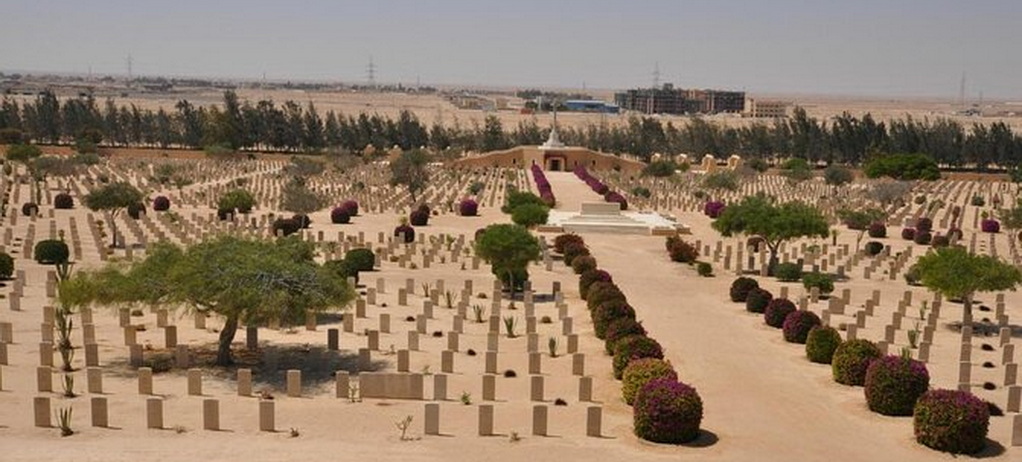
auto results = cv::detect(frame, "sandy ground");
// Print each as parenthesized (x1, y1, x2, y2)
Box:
(0, 163, 1018, 461)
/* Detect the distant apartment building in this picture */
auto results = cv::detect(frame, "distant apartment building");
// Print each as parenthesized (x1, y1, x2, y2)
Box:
(744, 98, 792, 118)
(614, 84, 746, 115)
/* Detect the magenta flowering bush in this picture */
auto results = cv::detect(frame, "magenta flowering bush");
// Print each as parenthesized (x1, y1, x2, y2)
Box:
(782, 310, 822, 343)
(593, 299, 636, 339)
(531, 164, 556, 207)
(330, 206, 351, 224)
(604, 318, 647, 354)
(53, 193, 74, 209)
(633, 378, 703, 444)
(980, 219, 1000, 233)
(153, 195, 171, 211)
(458, 198, 478, 216)
(409, 206, 430, 226)
(578, 269, 613, 299)
(703, 201, 726, 218)
(867, 222, 887, 238)
(393, 223, 415, 243)
(341, 199, 359, 216)
(832, 339, 881, 386)
(915, 217, 933, 233)
(864, 355, 930, 416)
(612, 335, 664, 379)
(764, 298, 796, 328)
(913, 389, 989, 454)
(901, 228, 916, 240)
(604, 191, 628, 210)
(622, 358, 677, 406)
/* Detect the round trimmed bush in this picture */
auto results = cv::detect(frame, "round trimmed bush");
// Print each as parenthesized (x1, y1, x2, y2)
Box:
(864, 241, 883, 256)
(832, 339, 881, 386)
(586, 281, 626, 312)
(729, 277, 759, 302)
(330, 206, 351, 224)
(34, 239, 70, 264)
(341, 200, 359, 216)
(930, 234, 949, 248)
(593, 299, 635, 339)
(53, 193, 74, 209)
(916, 217, 933, 233)
(458, 199, 478, 216)
(612, 335, 664, 379)
(622, 358, 677, 406)
(272, 218, 301, 237)
(667, 237, 698, 263)
(633, 378, 703, 444)
(553, 234, 584, 254)
(697, 262, 713, 277)
(579, 269, 612, 300)
(913, 389, 989, 454)
(409, 208, 429, 226)
(562, 242, 590, 267)
(605, 318, 646, 354)
(980, 219, 1000, 233)
(394, 224, 415, 243)
(867, 222, 887, 238)
(152, 196, 171, 211)
(774, 262, 802, 282)
(901, 228, 916, 240)
(764, 298, 796, 328)
(0, 251, 13, 279)
(805, 326, 842, 364)
(344, 248, 375, 272)
(703, 201, 725, 218)
(802, 272, 834, 295)
(782, 310, 822, 343)
(864, 355, 930, 416)
(914, 231, 932, 245)
(745, 288, 773, 314)
(22, 202, 38, 216)
(511, 203, 549, 228)
(571, 255, 597, 275)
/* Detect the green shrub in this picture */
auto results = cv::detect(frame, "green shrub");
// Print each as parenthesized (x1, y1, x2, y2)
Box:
(805, 326, 842, 364)
(593, 299, 635, 339)
(612, 335, 664, 379)
(586, 281, 626, 312)
(497, 267, 529, 292)
(642, 160, 678, 177)
(913, 389, 989, 454)
(571, 255, 597, 275)
(832, 339, 881, 386)
(864, 241, 883, 256)
(502, 191, 546, 214)
(561, 242, 590, 267)
(324, 259, 358, 283)
(865, 355, 930, 416)
(34, 240, 70, 264)
(745, 288, 773, 314)
(510, 203, 549, 228)
(622, 358, 677, 405)
(604, 318, 646, 354)
(344, 248, 376, 272)
(696, 262, 713, 277)
(702, 171, 739, 191)
(0, 251, 13, 279)
(729, 277, 759, 302)
(578, 270, 612, 300)
(774, 262, 802, 282)
(863, 153, 940, 181)
(970, 195, 985, 207)
(802, 272, 834, 294)
(823, 165, 854, 185)
(633, 379, 703, 444)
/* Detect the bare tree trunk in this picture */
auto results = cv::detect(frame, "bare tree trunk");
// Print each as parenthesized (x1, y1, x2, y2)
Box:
(216, 315, 239, 366)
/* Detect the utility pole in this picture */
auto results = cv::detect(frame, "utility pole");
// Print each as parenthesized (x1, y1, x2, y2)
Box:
(367, 56, 377, 89)
(126, 54, 134, 88)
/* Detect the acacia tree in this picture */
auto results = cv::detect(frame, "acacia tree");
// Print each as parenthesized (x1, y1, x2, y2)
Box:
(61, 235, 354, 366)
(474, 224, 541, 300)
(914, 246, 1021, 318)
(838, 207, 886, 250)
(83, 182, 144, 248)
(389, 149, 430, 203)
(712, 195, 830, 273)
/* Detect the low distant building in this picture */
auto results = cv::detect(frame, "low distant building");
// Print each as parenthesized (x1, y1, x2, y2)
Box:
(562, 100, 619, 114)
(744, 98, 792, 118)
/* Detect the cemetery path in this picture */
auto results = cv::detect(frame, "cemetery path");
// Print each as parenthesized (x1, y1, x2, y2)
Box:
(541, 171, 604, 211)
(582, 230, 955, 462)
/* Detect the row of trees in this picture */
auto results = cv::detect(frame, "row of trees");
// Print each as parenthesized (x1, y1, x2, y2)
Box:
(2, 92, 1021, 169)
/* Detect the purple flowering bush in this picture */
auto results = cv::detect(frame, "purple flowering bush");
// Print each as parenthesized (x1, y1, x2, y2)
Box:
(604, 191, 628, 210)
(54, 193, 74, 209)
(458, 198, 478, 216)
(153, 195, 171, 211)
(915, 217, 933, 233)
(578, 269, 613, 300)
(393, 222, 415, 243)
(980, 219, 1000, 233)
(867, 222, 887, 238)
(593, 299, 636, 339)
(562, 241, 591, 266)
(864, 355, 930, 416)
(531, 164, 556, 207)
(604, 318, 647, 354)
(612, 335, 664, 379)
(901, 228, 916, 240)
(585, 281, 626, 312)
(622, 359, 677, 406)
(703, 201, 726, 218)
(764, 298, 796, 327)
(554, 233, 585, 254)
(782, 310, 822, 343)
(330, 206, 351, 224)
(633, 378, 703, 444)
(913, 389, 989, 454)
(341, 199, 359, 216)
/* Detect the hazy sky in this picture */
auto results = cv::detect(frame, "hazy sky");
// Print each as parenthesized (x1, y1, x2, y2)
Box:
(2, 0, 1019, 97)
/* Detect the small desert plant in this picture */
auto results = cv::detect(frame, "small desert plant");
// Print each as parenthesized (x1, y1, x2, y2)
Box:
(472, 305, 484, 323)
(509, 431, 521, 443)
(56, 406, 73, 437)
(289, 427, 300, 438)
(503, 316, 518, 338)
(348, 383, 361, 403)
(62, 374, 76, 398)
(444, 290, 454, 309)
(395, 415, 414, 441)
(421, 282, 431, 297)
(548, 337, 558, 357)
(907, 324, 920, 349)
(460, 391, 472, 405)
